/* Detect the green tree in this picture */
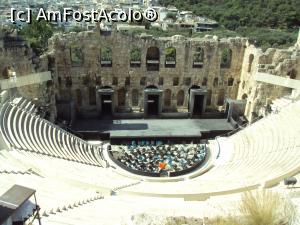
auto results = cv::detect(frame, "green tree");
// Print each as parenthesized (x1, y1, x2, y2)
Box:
(19, 15, 53, 55)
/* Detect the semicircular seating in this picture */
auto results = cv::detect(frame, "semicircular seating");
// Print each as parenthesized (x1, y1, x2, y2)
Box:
(0, 98, 299, 203)
(0, 100, 107, 167)
(115, 100, 300, 197)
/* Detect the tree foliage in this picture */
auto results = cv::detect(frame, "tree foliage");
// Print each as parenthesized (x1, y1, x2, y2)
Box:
(18, 16, 53, 55)
(130, 48, 141, 61)
(160, 0, 300, 30)
(157, 0, 299, 49)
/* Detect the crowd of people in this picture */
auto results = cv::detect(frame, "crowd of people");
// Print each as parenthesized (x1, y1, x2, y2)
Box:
(112, 142, 207, 174)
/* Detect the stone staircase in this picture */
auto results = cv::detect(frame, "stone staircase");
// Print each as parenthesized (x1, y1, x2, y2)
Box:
(41, 194, 104, 217)
(271, 96, 295, 113)
(112, 181, 141, 193)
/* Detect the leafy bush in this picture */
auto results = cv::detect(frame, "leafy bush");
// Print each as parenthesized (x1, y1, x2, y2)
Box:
(68, 26, 86, 33)
(18, 16, 53, 55)
(101, 47, 112, 61)
(160, 0, 300, 30)
(130, 48, 141, 61)
(159, 0, 299, 49)
(165, 47, 176, 61)
(207, 190, 299, 225)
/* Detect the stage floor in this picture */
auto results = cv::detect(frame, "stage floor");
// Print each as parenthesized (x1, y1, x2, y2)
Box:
(71, 119, 234, 138)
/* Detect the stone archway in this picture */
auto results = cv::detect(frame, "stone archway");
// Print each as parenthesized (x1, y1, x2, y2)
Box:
(117, 88, 126, 107)
(146, 47, 160, 71)
(164, 89, 172, 107)
(165, 47, 176, 68)
(220, 48, 232, 68)
(248, 54, 254, 72)
(177, 90, 184, 106)
(132, 89, 139, 107)
(89, 86, 96, 105)
(206, 89, 212, 106)
(242, 93, 248, 100)
(217, 89, 225, 106)
(287, 68, 297, 79)
(76, 89, 82, 107)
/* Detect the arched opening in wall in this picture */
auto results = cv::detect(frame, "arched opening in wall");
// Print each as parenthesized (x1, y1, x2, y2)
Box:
(217, 89, 225, 106)
(220, 48, 232, 68)
(158, 77, 164, 86)
(177, 90, 184, 106)
(164, 89, 172, 107)
(89, 86, 96, 105)
(2, 66, 9, 79)
(287, 68, 297, 79)
(213, 77, 218, 87)
(130, 47, 141, 67)
(184, 77, 191, 86)
(82, 75, 90, 86)
(202, 77, 208, 86)
(112, 77, 118, 86)
(242, 93, 248, 100)
(70, 44, 83, 66)
(193, 46, 204, 68)
(248, 54, 254, 72)
(146, 47, 160, 71)
(206, 89, 212, 106)
(140, 77, 146, 86)
(132, 89, 139, 106)
(100, 47, 112, 67)
(58, 77, 62, 86)
(165, 47, 176, 68)
(65, 77, 72, 87)
(117, 88, 126, 107)
(96, 76, 102, 85)
(173, 77, 179, 86)
(228, 77, 234, 86)
(76, 89, 82, 107)
(125, 77, 130, 86)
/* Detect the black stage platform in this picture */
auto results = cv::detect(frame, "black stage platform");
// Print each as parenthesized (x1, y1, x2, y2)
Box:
(71, 119, 234, 143)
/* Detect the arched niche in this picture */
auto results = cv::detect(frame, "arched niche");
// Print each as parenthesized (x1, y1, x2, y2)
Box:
(146, 47, 160, 71)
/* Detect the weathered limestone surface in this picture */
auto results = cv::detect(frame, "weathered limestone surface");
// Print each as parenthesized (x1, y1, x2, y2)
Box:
(49, 29, 247, 116)
(1, 27, 300, 121)
(0, 30, 56, 121)
(238, 36, 300, 120)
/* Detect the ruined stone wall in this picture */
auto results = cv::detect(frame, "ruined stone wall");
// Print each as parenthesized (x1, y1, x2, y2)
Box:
(237, 36, 300, 121)
(2, 27, 297, 121)
(50, 29, 247, 117)
(0, 31, 56, 121)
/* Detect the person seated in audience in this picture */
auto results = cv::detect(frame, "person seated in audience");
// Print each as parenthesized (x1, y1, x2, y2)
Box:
(116, 142, 207, 174)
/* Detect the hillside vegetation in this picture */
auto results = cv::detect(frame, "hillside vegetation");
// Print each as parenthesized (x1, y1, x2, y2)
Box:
(157, 0, 300, 49)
